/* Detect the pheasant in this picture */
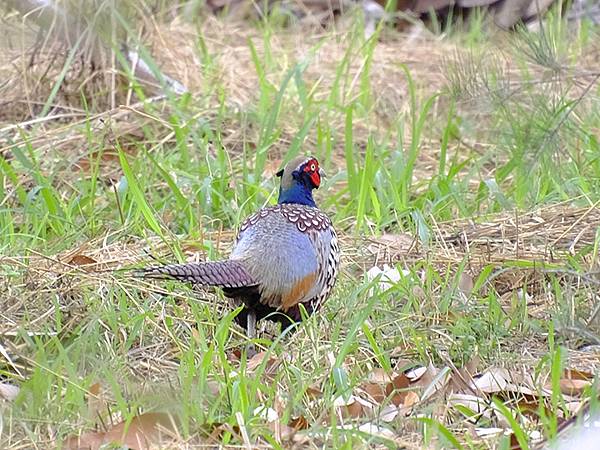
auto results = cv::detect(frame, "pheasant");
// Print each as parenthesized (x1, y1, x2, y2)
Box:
(140, 156, 340, 341)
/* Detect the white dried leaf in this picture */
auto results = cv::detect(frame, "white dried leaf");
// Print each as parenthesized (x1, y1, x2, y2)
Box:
(448, 393, 494, 418)
(475, 427, 504, 438)
(379, 405, 400, 422)
(421, 366, 451, 401)
(0, 383, 19, 402)
(333, 395, 356, 407)
(405, 366, 427, 382)
(253, 406, 278, 422)
(366, 264, 409, 295)
(470, 367, 510, 393)
(358, 423, 395, 439)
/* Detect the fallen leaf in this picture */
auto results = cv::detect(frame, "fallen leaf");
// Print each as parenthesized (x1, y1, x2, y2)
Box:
(253, 406, 278, 422)
(387, 373, 410, 391)
(516, 397, 543, 419)
(559, 379, 591, 397)
(361, 382, 387, 404)
(333, 395, 365, 418)
(269, 422, 298, 443)
(405, 365, 427, 382)
(565, 401, 585, 414)
(357, 423, 395, 439)
(366, 264, 409, 294)
(86, 382, 106, 422)
(246, 351, 279, 375)
(289, 415, 309, 431)
(63, 412, 177, 450)
(470, 367, 510, 393)
(0, 383, 19, 401)
(475, 427, 504, 438)
(509, 432, 522, 449)
(69, 254, 98, 267)
(305, 385, 322, 399)
(463, 355, 481, 378)
(378, 405, 400, 422)
(344, 400, 364, 418)
(385, 373, 411, 406)
(416, 365, 451, 401)
(205, 421, 242, 443)
(229, 349, 242, 361)
(448, 393, 494, 419)
(563, 368, 594, 381)
(458, 272, 474, 296)
(402, 391, 420, 407)
(368, 368, 395, 384)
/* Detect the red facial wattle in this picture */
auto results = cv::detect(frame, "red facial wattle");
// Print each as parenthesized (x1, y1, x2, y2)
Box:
(309, 171, 321, 188)
(303, 160, 321, 188)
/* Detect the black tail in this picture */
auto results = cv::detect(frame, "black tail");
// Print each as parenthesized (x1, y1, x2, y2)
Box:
(137, 260, 256, 289)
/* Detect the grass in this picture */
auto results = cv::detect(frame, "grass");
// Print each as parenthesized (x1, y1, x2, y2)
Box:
(1, 1, 600, 448)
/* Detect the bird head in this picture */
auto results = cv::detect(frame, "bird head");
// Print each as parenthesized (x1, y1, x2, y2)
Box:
(276, 156, 324, 207)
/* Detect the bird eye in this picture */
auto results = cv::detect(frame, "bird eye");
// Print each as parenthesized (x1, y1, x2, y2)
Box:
(310, 163, 316, 171)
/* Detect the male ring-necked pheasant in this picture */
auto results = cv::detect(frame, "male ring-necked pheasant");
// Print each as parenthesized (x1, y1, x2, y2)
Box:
(140, 156, 340, 340)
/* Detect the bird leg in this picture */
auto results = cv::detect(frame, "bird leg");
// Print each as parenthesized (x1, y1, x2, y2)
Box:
(246, 309, 257, 358)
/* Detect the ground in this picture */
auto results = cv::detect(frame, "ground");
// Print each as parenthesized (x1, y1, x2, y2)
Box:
(0, 4, 599, 449)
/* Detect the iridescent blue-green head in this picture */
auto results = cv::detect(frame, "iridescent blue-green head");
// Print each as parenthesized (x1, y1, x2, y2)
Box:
(276, 156, 324, 207)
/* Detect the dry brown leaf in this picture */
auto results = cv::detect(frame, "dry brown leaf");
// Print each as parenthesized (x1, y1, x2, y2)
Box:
(0, 382, 20, 401)
(563, 368, 594, 381)
(344, 400, 364, 418)
(86, 382, 107, 422)
(458, 272, 474, 296)
(69, 254, 98, 267)
(333, 395, 365, 418)
(368, 368, 395, 384)
(413, 364, 450, 401)
(387, 373, 411, 391)
(403, 390, 420, 407)
(558, 379, 591, 397)
(229, 349, 242, 361)
(289, 415, 309, 431)
(269, 422, 298, 443)
(205, 422, 242, 443)
(463, 355, 481, 378)
(63, 412, 177, 450)
(246, 351, 279, 375)
(509, 432, 523, 449)
(389, 345, 412, 358)
(305, 385, 322, 399)
(385, 373, 411, 406)
(361, 382, 387, 404)
(450, 355, 481, 392)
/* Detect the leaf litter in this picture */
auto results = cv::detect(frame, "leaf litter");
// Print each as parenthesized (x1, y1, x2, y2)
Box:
(62, 412, 178, 450)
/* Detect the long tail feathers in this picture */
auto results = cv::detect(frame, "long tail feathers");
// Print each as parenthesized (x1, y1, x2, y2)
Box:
(136, 260, 256, 289)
